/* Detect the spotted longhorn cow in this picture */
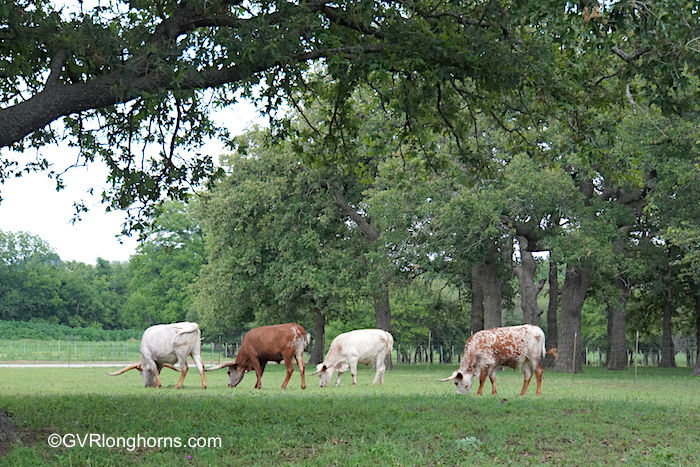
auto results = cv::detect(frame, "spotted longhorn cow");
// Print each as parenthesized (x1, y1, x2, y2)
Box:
(439, 324, 545, 396)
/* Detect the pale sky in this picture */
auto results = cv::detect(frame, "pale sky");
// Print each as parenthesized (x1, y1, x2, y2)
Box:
(0, 103, 263, 264)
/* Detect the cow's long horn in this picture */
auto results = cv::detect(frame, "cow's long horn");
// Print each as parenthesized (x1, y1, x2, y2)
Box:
(437, 370, 460, 382)
(162, 363, 180, 371)
(309, 364, 326, 376)
(205, 361, 236, 371)
(106, 363, 141, 376)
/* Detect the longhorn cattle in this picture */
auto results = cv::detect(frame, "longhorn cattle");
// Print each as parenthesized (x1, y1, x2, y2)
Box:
(438, 324, 545, 396)
(107, 322, 206, 389)
(206, 323, 310, 389)
(311, 329, 394, 387)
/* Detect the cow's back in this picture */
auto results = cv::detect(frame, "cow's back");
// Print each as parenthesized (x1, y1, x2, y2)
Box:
(240, 323, 307, 362)
(328, 329, 392, 365)
(465, 325, 544, 370)
(141, 322, 200, 362)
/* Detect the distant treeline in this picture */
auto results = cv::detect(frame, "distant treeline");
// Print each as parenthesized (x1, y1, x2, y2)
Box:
(0, 320, 142, 341)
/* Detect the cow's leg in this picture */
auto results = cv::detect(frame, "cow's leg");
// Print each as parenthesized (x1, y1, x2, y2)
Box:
(281, 355, 294, 389)
(534, 362, 544, 396)
(191, 347, 207, 390)
(174, 363, 189, 390)
(251, 359, 265, 389)
(334, 372, 343, 387)
(192, 355, 207, 389)
(153, 366, 162, 388)
(476, 370, 488, 396)
(350, 361, 359, 386)
(295, 353, 306, 389)
(520, 363, 533, 395)
(371, 356, 386, 386)
(489, 372, 498, 396)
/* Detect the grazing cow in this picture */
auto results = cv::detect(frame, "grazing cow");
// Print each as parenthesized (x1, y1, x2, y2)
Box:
(438, 324, 545, 396)
(311, 329, 394, 387)
(107, 322, 206, 389)
(206, 323, 310, 389)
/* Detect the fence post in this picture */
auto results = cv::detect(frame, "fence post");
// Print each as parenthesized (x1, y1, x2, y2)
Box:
(427, 332, 431, 371)
(634, 331, 639, 384)
(572, 333, 577, 380)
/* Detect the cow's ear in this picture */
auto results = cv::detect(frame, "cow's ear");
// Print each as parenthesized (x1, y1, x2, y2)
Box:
(322, 365, 327, 371)
(455, 372, 463, 380)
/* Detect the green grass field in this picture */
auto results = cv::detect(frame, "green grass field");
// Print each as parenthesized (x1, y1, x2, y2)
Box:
(1, 363, 698, 466)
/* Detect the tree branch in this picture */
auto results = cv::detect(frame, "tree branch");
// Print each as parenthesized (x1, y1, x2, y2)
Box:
(611, 46, 652, 63)
(332, 188, 380, 243)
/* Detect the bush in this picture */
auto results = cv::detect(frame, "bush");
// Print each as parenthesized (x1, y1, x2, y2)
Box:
(0, 320, 142, 341)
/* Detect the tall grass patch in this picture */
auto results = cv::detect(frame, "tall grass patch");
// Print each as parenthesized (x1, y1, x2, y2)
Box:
(1, 364, 699, 465)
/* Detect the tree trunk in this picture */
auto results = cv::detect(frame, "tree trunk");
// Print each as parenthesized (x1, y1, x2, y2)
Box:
(470, 264, 484, 335)
(552, 265, 590, 374)
(660, 280, 676, 368)
(544, 260, 559, 369)
(606, 278, 630, 370)
(691, 293, 700, 375)
(374, 287, 394, 370)
(0, 407, 21, 444)
(334, 187, 393, 370)
(514, 235, 546, 326)
(481, 249, 502, 330)
(308, 307, 326, 365)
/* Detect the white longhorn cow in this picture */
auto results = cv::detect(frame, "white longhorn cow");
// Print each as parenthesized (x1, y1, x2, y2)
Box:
(311, 329, 393, 387)
(107, 322, 206, 389)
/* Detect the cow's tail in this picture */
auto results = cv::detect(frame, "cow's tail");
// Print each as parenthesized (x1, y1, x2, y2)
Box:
(542, 333, 546, 358)
(386, 331, 394, 353)
(537, 327, 546, 360)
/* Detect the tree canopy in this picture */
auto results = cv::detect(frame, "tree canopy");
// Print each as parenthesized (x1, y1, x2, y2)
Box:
(4, 0, 700, 228)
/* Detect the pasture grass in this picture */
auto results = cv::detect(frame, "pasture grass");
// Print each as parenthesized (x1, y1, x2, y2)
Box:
(0, 363, 699, 466)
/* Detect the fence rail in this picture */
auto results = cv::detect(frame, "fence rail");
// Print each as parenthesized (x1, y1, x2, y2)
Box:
(0, 339, 694, 368)
(0, 340, 233, 365)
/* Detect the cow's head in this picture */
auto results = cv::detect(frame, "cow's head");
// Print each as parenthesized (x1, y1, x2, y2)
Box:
(140, 360, 161, 388)
(311, 364, 333, 387)
(106, 361, 159, 388)
(107, 361, 179, 387)
(227, 363, 246, 387)
(205, 361, 246, 387)
(437, 370, 474, 394)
